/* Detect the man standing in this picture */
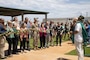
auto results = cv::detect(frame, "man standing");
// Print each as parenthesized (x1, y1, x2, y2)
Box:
(24, 17, 31, 51)
(49, 21, 54, 46)
(45, 21, 50, 48)
(12, 17, 20, 53)
(70, 18, 78, 44)
(0, 18, 6, 59)
(56, 22, 63, 46)
(32, 18, 39, 50)
(74, 15, 87, 60)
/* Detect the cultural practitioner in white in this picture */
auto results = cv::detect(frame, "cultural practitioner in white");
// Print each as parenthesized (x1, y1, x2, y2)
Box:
(74, 16, 87, 60)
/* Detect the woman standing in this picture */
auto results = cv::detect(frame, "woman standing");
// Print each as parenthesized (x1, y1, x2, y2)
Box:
(6, 21, 15, 56)
(12, 17, 20, 53)
(39, 23, 46, 48)
(19, 23, 28, 52)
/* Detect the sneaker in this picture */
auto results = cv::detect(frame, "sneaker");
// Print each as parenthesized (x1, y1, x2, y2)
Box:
(27, 48, 30, 51)
(59, 44, 61, 46)
(1, 56, 7, 59)
(8, 55, 13, 57)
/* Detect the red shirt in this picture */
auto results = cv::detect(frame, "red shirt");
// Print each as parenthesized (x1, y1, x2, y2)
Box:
(39, 27, 46, 37)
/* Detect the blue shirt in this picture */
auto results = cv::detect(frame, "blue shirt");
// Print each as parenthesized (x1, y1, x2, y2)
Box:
(0, 24, 6, 34)
(26, 22, 31, 28)
(87, 25, 90, 36)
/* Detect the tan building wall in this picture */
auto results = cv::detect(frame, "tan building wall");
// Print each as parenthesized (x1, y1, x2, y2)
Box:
(43, 17, 90, 24)
(43, 18, 73, 24)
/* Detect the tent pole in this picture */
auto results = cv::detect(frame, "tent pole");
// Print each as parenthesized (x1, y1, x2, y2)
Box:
(21, 13, 24, 21)
(45, 14, 47, 22)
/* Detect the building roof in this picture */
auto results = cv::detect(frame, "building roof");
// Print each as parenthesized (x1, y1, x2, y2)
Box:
(0, 6, 49, 16)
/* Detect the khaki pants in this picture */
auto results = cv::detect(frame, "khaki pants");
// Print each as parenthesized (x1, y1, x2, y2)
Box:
(74, 41, 84, 60)
(45, 33, 50, 47)
(0, 36, 6, 58)
(0, 47, 4, 58)
(33, 32, 39, 47)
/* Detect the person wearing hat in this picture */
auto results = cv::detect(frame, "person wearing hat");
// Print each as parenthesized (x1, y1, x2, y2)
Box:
(74, 15, 88, 60)
(0, 18, 7, 59)
(32, 18, 39, 50)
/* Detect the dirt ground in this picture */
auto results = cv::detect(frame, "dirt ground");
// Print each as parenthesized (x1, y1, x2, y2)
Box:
(3, 41, 90, 60)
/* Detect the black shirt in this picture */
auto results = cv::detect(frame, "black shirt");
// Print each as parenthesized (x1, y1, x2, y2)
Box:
(56, 26, 63, 35)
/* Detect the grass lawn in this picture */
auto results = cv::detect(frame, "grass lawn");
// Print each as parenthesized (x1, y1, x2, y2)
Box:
(5, 33, 70, 49)
(29, 33, 70, 48)
(66, 47, 90, 57)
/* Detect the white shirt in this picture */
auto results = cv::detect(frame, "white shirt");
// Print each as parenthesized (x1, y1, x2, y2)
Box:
(12, 21, 20, 30)
(74, 23, 83, 42)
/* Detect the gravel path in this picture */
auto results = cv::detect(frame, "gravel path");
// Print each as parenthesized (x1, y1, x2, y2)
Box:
(4, 41, 90, 60)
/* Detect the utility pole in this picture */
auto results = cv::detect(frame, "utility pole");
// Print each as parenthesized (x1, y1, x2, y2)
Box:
(85, 12, 88, 21)
(86, 12, 88, 17)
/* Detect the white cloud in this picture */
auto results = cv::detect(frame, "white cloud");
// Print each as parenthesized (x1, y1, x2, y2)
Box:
(0, 0, 90, 21)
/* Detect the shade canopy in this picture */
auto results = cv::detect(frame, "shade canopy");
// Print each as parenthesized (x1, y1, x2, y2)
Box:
(0, 6, 49, 17)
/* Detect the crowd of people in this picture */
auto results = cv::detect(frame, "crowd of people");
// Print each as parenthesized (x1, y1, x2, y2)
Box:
(0, 16, 90, 60)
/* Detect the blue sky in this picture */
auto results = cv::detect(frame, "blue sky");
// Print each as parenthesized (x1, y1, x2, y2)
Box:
(65, 0, 90, 3)
(0, 0, 90, 22)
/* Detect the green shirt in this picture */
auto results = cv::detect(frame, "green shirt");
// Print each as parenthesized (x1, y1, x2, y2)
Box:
(7, 26, 15, 38)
